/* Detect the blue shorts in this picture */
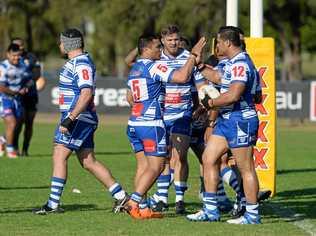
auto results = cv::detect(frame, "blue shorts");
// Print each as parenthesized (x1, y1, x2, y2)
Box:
(127, 120, 167, 157)
(165, 116, 192, 138)
(54, 119, 97, 151)
(0, 96, 23, 118)
(213, 116, 259, 148)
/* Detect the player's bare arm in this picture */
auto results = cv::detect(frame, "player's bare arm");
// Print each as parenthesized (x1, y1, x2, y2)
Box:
(200, 66, 221, 84)
(171, 37, 206, 83)
(125, 48, 138, 68)
(202, 82, 245, 109)
(126, 89, 134, 106)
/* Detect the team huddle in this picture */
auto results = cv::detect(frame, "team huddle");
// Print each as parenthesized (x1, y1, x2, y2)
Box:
(28, 25, 268, 225)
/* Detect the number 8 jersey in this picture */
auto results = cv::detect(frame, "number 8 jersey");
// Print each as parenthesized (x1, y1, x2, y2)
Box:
(58, 53, 97, 124)
(127, 59, 174, 122)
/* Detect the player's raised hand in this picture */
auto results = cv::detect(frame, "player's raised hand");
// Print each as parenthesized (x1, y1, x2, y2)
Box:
(191, 37, 207, 64)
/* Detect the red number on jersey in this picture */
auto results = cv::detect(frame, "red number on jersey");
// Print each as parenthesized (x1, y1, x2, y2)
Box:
(132, 80, 140, 100)
(157, 64, 168, 73)
(82, 69, 90, 80)
(232, 66, 245, 77)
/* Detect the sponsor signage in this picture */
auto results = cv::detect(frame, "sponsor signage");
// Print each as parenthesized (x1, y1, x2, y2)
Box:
(245, 37, 276, 196)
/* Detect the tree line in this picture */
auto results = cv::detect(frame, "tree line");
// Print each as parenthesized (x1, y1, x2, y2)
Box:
(0, 0, 315, 81)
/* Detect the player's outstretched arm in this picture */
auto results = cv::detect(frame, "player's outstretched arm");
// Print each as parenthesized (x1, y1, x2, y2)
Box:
(171, 37, 206, 83)
(125, 48, 138, 68)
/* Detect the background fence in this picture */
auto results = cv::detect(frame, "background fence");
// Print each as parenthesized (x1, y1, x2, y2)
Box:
(39, 72, 316, 120)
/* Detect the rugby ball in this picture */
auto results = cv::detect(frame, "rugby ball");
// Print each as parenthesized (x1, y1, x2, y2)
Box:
(198, 84, 220, 101)
(36, 77, 46, 91)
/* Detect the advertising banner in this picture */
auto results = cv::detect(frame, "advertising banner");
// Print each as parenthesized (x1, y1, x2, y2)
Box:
(245, 37, 276, 196)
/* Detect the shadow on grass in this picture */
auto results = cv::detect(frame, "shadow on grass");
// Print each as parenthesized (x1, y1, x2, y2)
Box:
(277, 168, 316, 175)
(0, 204, 102, 214)
(0, 186, 49, 190)
(264, 187, 316, 220)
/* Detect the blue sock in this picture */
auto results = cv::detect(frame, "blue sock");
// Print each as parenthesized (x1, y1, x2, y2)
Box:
(221, 167, 242, 196)
(130, 192, 142, 203)
(203, 192, 218, 215)
(155, 174, 171, 203)
(216, 179, 228, 201)
(174, 181, 188, 202)
(6, 144, 14, 153)
(246, 202, 259, 219)
(139, 198, 148, 209)
(47, 177, 66, 209)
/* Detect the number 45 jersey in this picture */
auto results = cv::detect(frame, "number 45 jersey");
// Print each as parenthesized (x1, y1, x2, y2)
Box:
(127, 58, 174, 122)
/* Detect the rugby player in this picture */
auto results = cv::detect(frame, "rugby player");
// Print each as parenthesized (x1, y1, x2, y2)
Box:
(124, 34, 206, 219)
(11, 37, 44, 156)
(150, 25, 207, 214)
(187, 27, 261, 224)
(0, 43, 29, 158)
(33, 28, 128, 215)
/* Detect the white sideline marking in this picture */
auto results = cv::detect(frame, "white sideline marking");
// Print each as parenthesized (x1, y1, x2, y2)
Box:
(269, 203, 316, 235)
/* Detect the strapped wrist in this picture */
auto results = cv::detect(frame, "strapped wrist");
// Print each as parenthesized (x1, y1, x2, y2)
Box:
(197, 63, 206, 71)
(207, 120, 216, 128)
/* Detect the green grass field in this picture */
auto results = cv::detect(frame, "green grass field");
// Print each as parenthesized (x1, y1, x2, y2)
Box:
(0, 118, 316, 235)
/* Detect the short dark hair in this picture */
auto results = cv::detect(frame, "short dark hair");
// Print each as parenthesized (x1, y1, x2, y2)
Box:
(7, 43, 21, 52)
(218, 26, 246, 50)
(218, 27, 241, 47)
(61, 28, 83, 38)
(161, 24, 180, 37)
(137, 34, 159, 54)
(218, 26, 244, 36)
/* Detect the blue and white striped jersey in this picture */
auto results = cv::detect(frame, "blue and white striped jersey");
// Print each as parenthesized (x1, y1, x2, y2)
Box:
(219, 51, 258, 119)
(58, 53, 97, 124)
(127, 58, 174, 124)
(159, 49, 205, 121)
(0, 59, 29, 99)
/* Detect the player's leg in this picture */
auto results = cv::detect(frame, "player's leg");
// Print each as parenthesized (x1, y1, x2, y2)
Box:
(186, 134, 227, 222)
(150, 157, 171, 211)
(2, 99, 21, 158)
(3, 115, 17, 158)
(134, 151, 147, 188)
(190, 142, 205, 199)
(223, 154, 247, 218)
(13, 113, 23, 154)
(76, 148, 127, 205)
(22, 109, 36, 156)
(171, 132, 190, 214)
(226, 117, 261, 224)
(150, 124, 172, 211)
(33, 144, 72, 214)
(227, 146, 260, 224)
(12, 98, 24, 155)
(125, 123, 167, 219)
